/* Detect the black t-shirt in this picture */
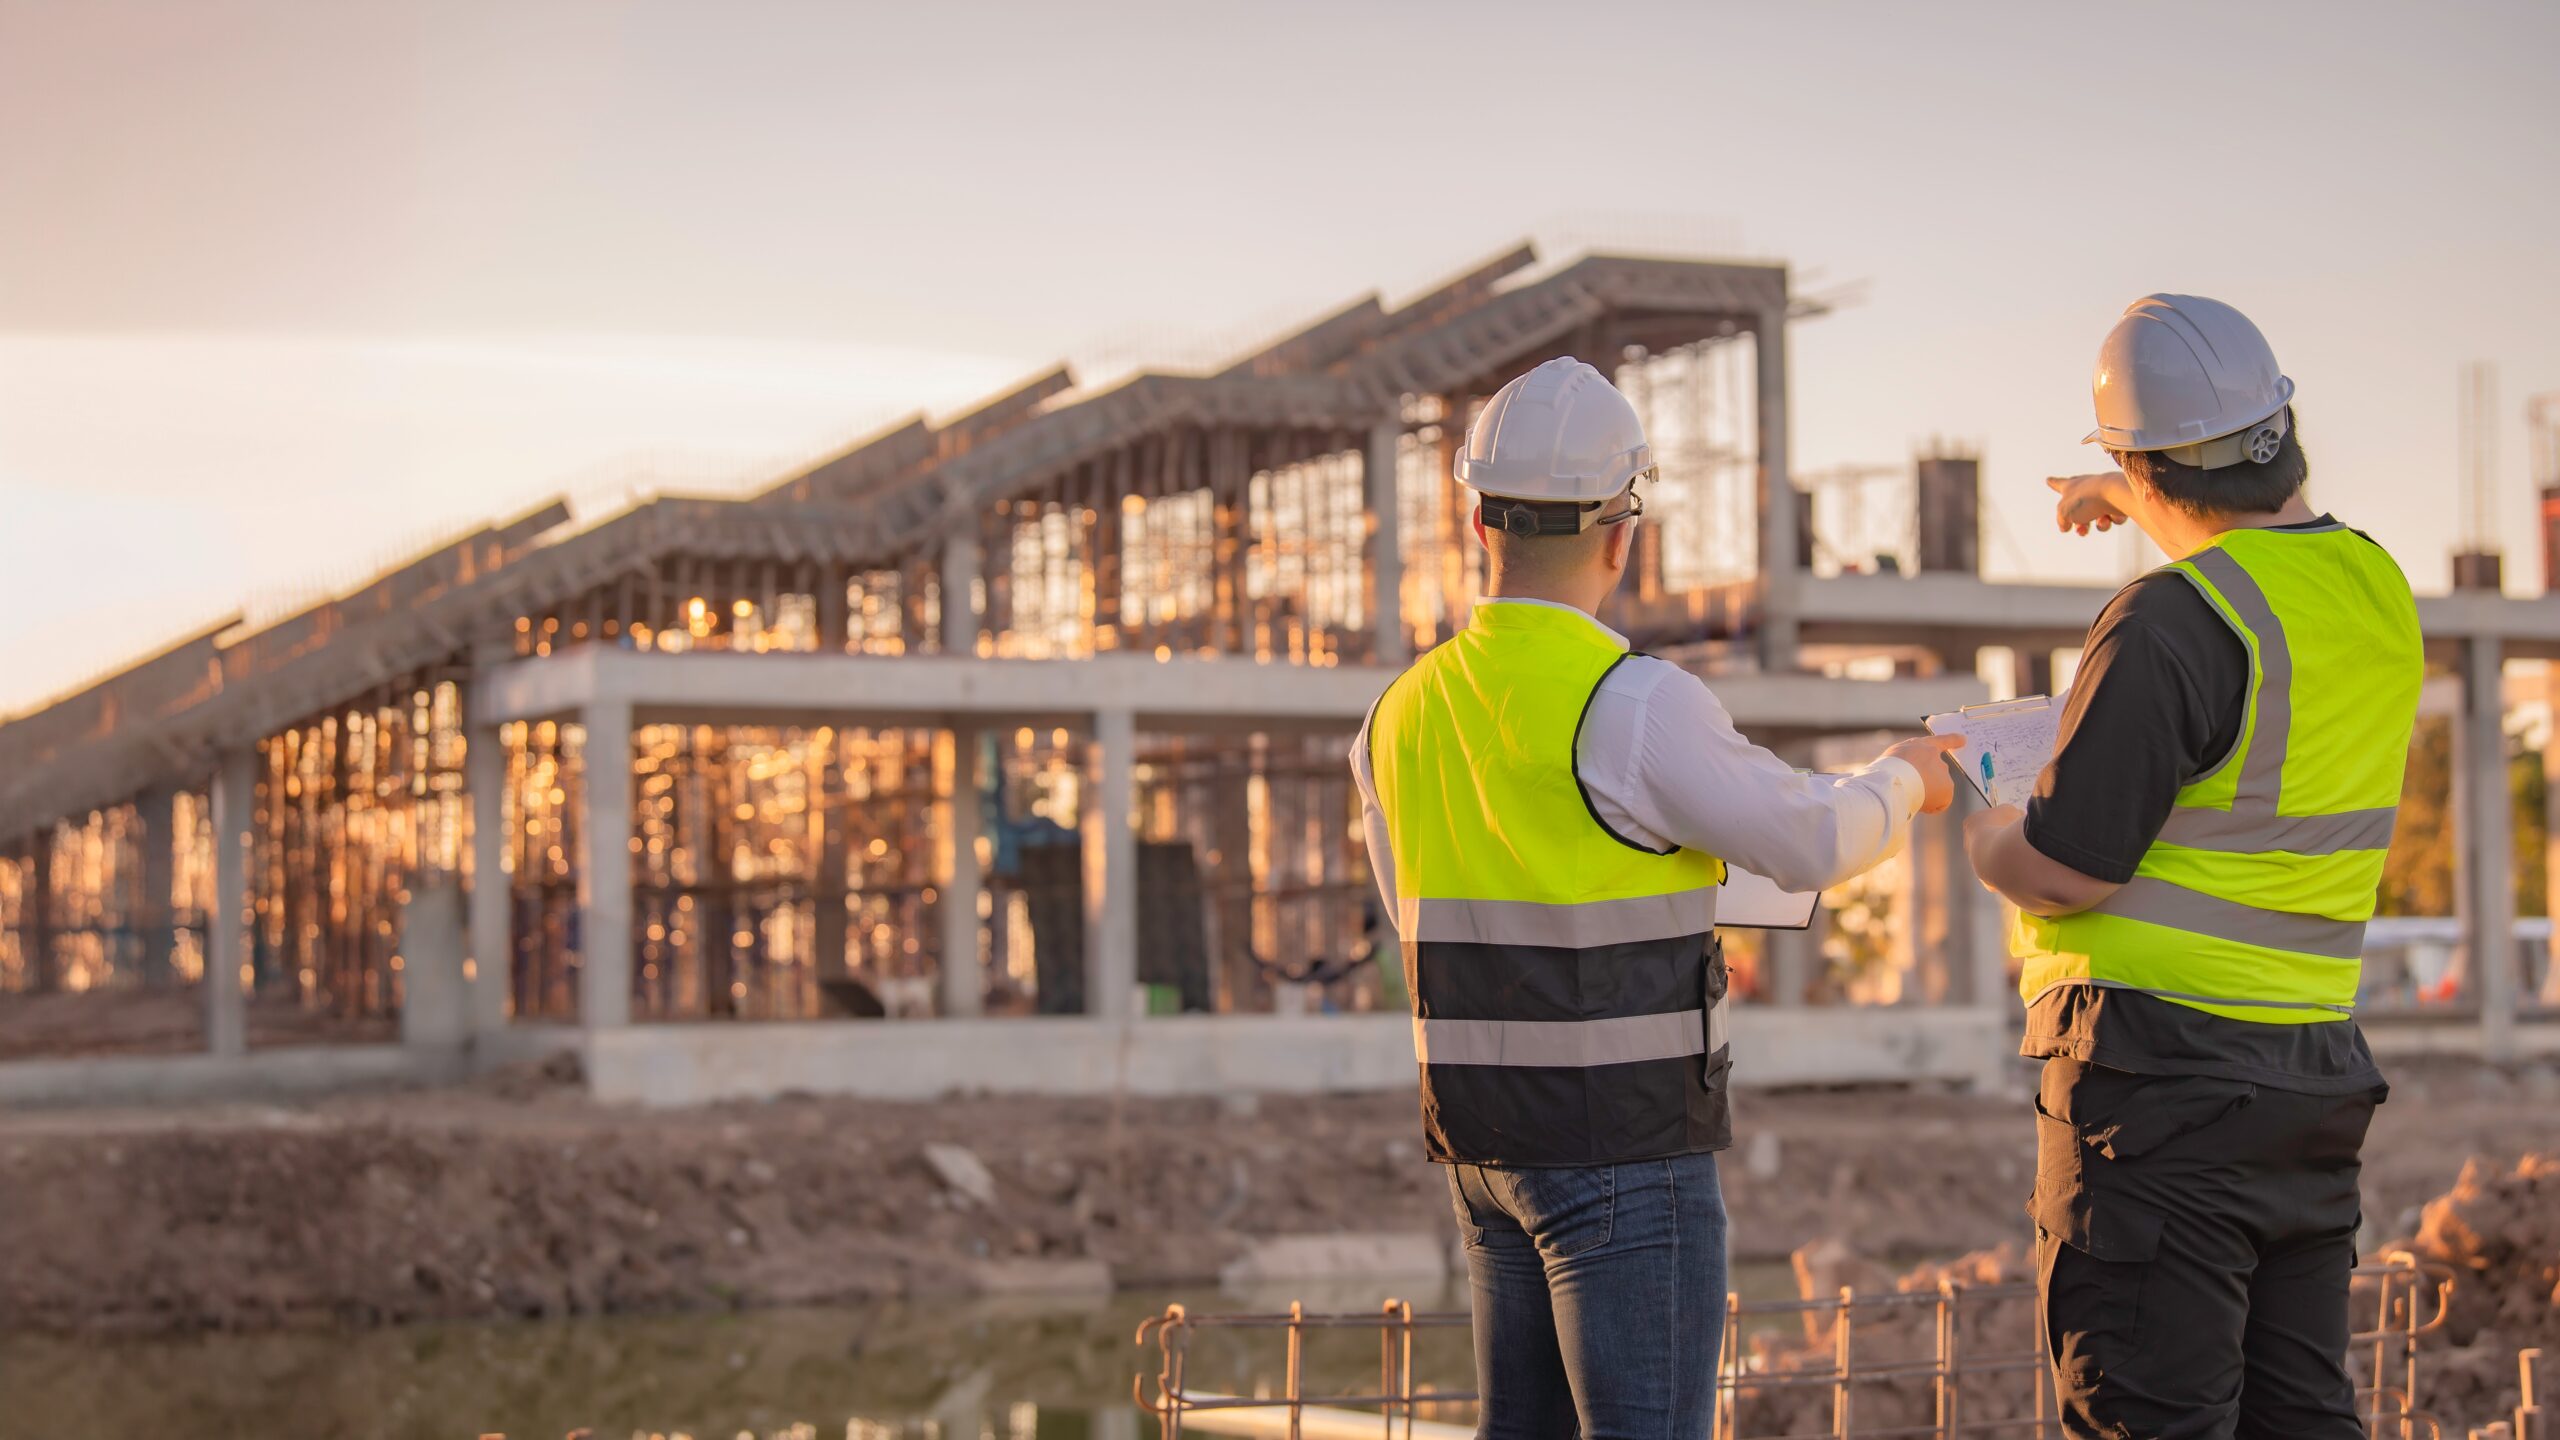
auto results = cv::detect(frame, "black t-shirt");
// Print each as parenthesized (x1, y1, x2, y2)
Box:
(2020, 516, 2385, 1096)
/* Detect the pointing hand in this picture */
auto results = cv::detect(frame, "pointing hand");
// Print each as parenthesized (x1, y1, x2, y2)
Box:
(2048, 472, 2132, 537)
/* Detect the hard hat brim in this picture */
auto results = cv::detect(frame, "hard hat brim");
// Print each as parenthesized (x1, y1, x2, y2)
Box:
(2085, 376, 2295, 452)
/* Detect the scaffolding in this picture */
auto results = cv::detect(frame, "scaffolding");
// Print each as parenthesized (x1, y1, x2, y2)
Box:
(2, 238, 2552, 1088)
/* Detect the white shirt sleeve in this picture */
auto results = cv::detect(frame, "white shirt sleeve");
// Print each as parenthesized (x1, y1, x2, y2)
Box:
(1347, 714, 1398, 924)
(1580, 657, 1924, 894)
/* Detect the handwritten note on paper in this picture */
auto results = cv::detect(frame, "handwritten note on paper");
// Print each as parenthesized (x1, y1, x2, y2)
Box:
(1925, 696, 2062, 809)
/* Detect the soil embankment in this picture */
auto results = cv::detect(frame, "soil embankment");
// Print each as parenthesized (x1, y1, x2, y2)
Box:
(0, 1057, 2549, 1338)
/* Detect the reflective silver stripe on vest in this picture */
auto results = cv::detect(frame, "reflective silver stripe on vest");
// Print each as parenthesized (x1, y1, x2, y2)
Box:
(2093, 876, 2368, 960)
(2154, 804, 2398, 856)
(2184, 548, 2292, 811)
(2169, 548, 2397, 856)
(1399, 888, 1720, 948)
(2032, 975, 2354, 1016)
(1415, 997, 1729, 1068)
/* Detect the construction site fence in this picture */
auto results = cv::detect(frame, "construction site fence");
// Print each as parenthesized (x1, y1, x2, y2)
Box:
(1136, 1256, 2456, 1440)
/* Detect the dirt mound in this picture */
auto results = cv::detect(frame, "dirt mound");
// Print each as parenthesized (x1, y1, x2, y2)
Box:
(2382, 1153, 2560, 1426)
(1732, 1151, 2560, 1433)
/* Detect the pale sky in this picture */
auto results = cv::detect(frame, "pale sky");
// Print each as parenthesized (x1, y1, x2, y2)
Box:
(3, 0, 2555, 715)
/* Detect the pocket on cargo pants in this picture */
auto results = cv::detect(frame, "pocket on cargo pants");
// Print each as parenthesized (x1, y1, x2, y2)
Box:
(2032, 1090, 2165, 1382)
(2030, 1061, 2256, 1434)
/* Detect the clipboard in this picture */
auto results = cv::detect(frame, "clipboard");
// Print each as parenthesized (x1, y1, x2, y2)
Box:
(1924, 694, 2060, 809)
(1717, 865, 1819, 931)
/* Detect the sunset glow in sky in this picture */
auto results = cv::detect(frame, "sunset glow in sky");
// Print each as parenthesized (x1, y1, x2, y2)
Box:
(3, 0, 2555, 713)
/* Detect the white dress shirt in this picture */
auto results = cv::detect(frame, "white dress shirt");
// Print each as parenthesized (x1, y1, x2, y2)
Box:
(1349, 599, 1924, 918)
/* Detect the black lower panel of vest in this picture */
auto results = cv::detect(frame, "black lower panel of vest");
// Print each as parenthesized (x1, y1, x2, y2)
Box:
(1407, 933, 1720, 1023)
(1424, 1047, 1733, 1167)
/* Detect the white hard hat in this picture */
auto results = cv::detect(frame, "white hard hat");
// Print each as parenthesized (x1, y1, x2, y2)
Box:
(1453, 357, 1653, 504)
(2086, 294, 2296, 470)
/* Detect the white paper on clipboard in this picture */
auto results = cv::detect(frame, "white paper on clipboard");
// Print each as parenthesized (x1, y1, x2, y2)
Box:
(1718, 866, 1818, 931)
(1925, 694, 2061, 809)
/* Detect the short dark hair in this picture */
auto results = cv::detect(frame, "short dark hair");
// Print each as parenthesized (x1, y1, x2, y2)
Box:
(2112, 408, 2307, 517)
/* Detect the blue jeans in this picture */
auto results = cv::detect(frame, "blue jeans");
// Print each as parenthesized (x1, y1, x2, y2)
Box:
(1448, 1151, 1728, 1440)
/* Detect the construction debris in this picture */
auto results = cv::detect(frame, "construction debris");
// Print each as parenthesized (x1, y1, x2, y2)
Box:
(922, 1142, 997, 1209)
(2386, 1154, 2560, 1426)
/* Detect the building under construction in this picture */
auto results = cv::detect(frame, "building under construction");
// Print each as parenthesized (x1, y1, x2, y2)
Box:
(1, 243, 2553, 1105)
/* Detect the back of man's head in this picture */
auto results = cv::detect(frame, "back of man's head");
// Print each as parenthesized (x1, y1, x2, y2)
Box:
(2112, 407, 2309, 518)
(1482, 505, 1615, 590)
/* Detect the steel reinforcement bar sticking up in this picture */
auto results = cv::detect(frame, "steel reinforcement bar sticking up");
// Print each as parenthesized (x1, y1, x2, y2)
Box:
(1134, 1259, 2454, 1440)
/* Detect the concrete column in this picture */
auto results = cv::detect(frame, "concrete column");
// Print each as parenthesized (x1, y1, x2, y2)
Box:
(1365, 416, 1409, 666)
(1907, 805, 1965, 1005)
(2456, 635, 2517, 1060)
(135, 785, 177, 987)
(941, 529, 982, 658)
(579, 699, 634, 1030)
(1754, 304, 1799, 672)
(1765, 923, 1817, 1007)
(1761, 736, 1817, 1005)
(465, 723, 513, 1034)
(207, 749, 255, 1057)
(2018, 648, 2058, 699)
(1969, 870, 2011, 1013)
(1083, 708, 1139, 1018)
(2545, 662, 2560, 1006)
(940, 728, 986, 1017)
(25, 832, 54, 992)
(812, 742, 851, 1004)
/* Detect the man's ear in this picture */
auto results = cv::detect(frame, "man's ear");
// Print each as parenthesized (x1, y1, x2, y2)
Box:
(1469, 502, 1487, 551)
(1602, 519, 1634, 571)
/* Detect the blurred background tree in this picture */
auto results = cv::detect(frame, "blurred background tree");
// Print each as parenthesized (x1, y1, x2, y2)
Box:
(2377, 714, 2546, 917)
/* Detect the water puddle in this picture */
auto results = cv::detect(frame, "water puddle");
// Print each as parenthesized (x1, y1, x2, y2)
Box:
(2, 1266, 1803, 1438)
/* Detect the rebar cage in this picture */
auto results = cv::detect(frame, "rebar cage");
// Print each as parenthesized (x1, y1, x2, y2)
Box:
(1135, 1256, 2454, 1439)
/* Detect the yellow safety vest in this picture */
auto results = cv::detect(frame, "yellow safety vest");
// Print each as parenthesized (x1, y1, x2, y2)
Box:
(2016, 522, 2422, 1024)
(1367, 600, 1730, 1166)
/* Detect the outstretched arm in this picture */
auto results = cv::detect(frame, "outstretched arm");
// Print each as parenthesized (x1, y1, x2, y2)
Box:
(1610, 664, 1962, 894)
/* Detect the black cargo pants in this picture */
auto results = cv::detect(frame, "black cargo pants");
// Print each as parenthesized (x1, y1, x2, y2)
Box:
(2032, 1058, 2385, 1439)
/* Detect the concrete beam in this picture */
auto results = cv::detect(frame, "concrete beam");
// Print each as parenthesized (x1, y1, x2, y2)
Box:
(579, 699, 634, 1030)
(1798, 573, 2111, 650)
(472, 647, 1989, 737)
(579, 1004, 2014, 1106)
(1800, 571, 2560, 661)
(0, 1043, 470, 1107)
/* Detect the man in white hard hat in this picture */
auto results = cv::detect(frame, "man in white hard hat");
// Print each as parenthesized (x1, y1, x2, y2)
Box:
(1964, 296, 2420, 1437)
(1350, 356, 1963, 1439)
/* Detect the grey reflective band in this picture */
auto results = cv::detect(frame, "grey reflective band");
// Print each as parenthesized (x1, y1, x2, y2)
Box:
(2183, 548, 2292, 813)
(2094, 876, 2368, 960)
(2031, 975, 2353, 1016)
(1415, 999, 1729, 1068)
(2167, 548, 2401, 859)
(2155, 804, 2397, 856)
(1399, 888, 1719, 948)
